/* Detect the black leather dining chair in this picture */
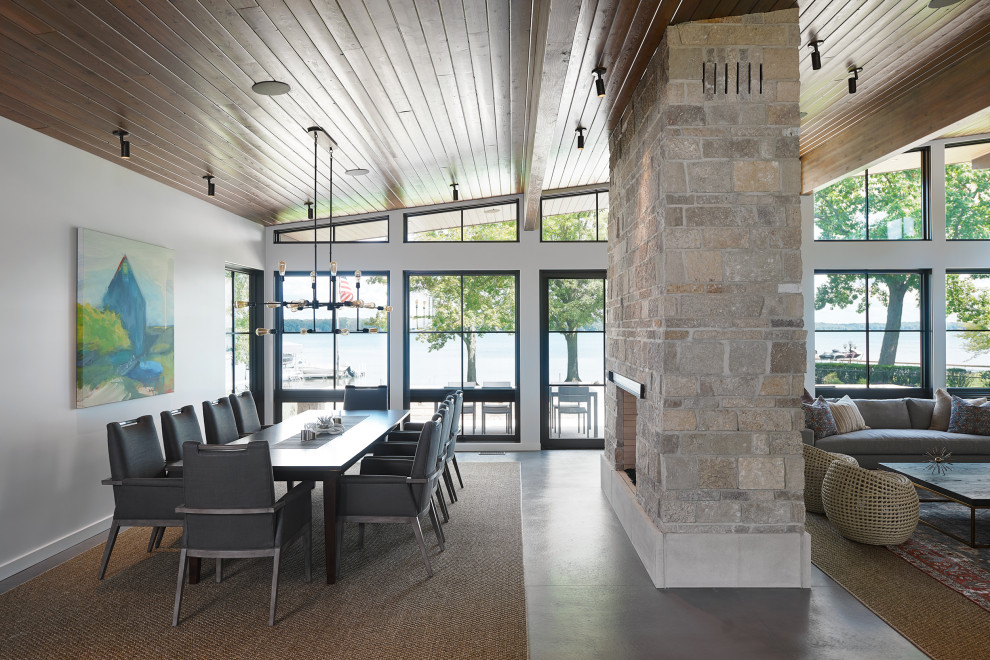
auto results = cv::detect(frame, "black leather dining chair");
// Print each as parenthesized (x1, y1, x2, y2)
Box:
(202, 398, 240, 445)
(342, 384, 388, 411)
(172, 441, 313, 626)
(337, 417, 445, 577)
(229, 391, 268, 436)
(99, 415, 184, 580)
(160, 405, 204, 463)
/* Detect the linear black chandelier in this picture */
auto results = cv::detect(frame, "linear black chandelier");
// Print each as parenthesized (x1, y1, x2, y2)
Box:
(242, 126, 391, 336)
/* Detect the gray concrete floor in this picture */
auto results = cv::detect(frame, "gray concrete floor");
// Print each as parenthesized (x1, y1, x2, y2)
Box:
(2, 450, 927, 659)
(460, 450, 927, 660)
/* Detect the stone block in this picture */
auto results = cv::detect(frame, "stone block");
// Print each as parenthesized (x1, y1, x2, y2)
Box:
(762, 48, 799, 81)
(767, 103, 800, 126)
(688, 161, 732, 192)
(738, 457, 786, 490)
(770, 341, 805, 373)
(737, 409, 794, 432)
(666, 105, 706, 126)
(678, 342, 725, 374)
(669, 47, 703, 81)
(682, 250, 723, 282)
(664, 409, 698, 431)
(723, 250, 781, 282)
(702, 138, 762, 159)
(696, 410, 739, 431)
(733, 160, 780, 192)
(775, 80, 800, 102)
(665, 137, 702, 160)
(728, 342, 769, 374)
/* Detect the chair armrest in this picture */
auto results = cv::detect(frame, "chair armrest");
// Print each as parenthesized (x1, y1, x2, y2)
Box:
(120, 477, 184, 488)
(361, 456, 413, 477)
(384, 430, 420, 442)
(401, 421, 426, 431)
(340, 474, 408, 486)
(274, 480, 315, 511)
(372, 442, 417, 457)
(800, 428, 815, 446)
(176, 505, 277, 515)
(102, 477, 121, 486)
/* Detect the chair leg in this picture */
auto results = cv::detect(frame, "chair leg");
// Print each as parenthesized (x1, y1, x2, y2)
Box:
(147, 527, 160, 553)
(444, 466, 457, 503)
(410, 517, 433, 578)
(429, 504, 446, 550)
(269, 550, 281, 626)
(98, 522, 121, 580)
(155, 526, 166, 549)
(304, 526, 312, 583)
(452, 456, 464, 488)
(172, 548, 187, 626)
(358, 523, 365, 549)
(434, 488, 449, 523)
(216, 558, 222, 583)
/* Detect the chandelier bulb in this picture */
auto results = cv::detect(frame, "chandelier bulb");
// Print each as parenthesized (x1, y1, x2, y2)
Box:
(339, 328, 349, 336)
(330, 260, 338, 276)
(384, 305, 393, 313)
(278, 261, 286, 276)
(255, 328, 272, 336)
(235, 301, 251, 308)
(354, 270, 361, 280)
(369, 327, 379, 334)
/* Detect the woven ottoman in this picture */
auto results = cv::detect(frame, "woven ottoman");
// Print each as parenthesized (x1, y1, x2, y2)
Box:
(803, 443, 858, 514)
(821, 459, 920, 545)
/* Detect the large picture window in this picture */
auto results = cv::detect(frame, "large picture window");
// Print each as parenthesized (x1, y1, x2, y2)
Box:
(405, 202, 518, 242)
(814, 270, 930, 393)
(275, 271, 389, 420)
(274, 216, 388, 243)
(405, 272, 519, 440)
(946, 271, 990, 390)
(224, 267, 260, 395)
(945, 141, 990, 240)
(814, 150, 927, 241)
(541, 190, 609, 242)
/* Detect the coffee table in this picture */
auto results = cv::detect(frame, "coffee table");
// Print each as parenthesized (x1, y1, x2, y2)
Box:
(878, 462, 990, 548)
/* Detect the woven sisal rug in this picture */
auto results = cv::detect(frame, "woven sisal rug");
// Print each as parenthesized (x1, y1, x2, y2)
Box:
(0, 462, 527, 659)
(807, 512, 990, 660)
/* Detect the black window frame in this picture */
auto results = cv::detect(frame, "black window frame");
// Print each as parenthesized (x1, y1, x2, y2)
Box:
(403, 270, 521, 442)
(813, 147, 931, 242)
(403, 200, 520, 243)
(945, 268, 990, 397)
(944, 138, 990, 242)
(539, 269, 607, 449)
(273, 269, 390, 422)
(813, 268, 932, 399)
(224, 265, 264, 416)
(273, 215, 389, 244)
(540, 189, 609, 243)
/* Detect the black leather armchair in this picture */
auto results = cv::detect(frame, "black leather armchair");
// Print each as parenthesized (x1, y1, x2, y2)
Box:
(98, 415, 184, 579)
(172, 441, 313, 626)
(336, 417, 445, 577)
(160, 405, 204, 463)
(202, 397, 240, 445)
(229, 391, 270, 436)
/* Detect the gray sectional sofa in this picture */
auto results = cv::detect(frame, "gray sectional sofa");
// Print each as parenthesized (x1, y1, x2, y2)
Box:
(801, 397, 990, 468)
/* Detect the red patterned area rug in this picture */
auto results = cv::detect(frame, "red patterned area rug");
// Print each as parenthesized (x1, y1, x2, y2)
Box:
(888, 501, 990, 613)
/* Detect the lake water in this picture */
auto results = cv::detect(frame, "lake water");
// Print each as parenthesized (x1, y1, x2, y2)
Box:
(815, 330, 990, 370)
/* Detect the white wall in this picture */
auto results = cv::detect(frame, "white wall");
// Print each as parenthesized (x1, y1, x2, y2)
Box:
(0, 118, 263, 581)
(264, 196, 609, 451)
(802, 134, 990, 393)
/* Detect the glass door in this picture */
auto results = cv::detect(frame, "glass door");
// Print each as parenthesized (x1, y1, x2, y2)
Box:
(540, 271, 606, 449)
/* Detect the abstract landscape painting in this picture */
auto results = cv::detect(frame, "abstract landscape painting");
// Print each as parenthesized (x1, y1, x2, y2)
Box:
(76, 229, 174, 408)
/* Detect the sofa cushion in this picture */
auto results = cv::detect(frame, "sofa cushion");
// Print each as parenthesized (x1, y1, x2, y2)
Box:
(948, 396, 990, 436)
(854, 399, 911, 429)
(905, 398, 935, 430)
(828, 395, 870, 434)
(815, 428, 990, 456)
(803, 396, 838, 441)
(930, 387, 987, 431)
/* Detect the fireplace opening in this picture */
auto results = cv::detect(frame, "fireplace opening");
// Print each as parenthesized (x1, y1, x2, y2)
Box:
(617, 387, 639, 487)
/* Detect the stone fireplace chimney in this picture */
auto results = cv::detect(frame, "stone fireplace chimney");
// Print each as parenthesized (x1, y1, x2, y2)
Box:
(601, 8, 809, 588)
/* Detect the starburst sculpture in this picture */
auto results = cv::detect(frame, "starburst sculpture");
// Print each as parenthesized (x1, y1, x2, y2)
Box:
(925, 447, 953, 475)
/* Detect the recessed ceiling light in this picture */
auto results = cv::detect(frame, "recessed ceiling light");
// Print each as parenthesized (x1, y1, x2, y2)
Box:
(928, 0, 963, 7)
(252, 80, 291, 96)
(484, 207, 500, 214)
(345, 168, 370, 176)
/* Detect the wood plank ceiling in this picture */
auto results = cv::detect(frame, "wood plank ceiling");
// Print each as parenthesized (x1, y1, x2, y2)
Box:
(798, 0, 990, 191)
(0, 0, 795, 227)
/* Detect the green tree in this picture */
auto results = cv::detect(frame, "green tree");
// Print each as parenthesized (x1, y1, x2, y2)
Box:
(548, 279, 604, 381)
(945, 163, 990, 240)
(411, 274, 515, 383)
(77, 303, 130, 354)
(946, 273, 990, 356)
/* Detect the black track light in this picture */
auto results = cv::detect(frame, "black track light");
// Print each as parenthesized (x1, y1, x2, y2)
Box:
(451, 182, 459, 201)
(809, 40, 824, 71)
(848, 67, 863, 94)
(203, 174, 215, 197)
(112, 130, 130, 159)
(305, 201, 314, 220)
(593, 67, 607, 97)
(576, 127, 585, 150)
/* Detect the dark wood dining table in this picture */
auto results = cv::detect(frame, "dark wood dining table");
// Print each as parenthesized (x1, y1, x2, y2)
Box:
(172, 408, 409, 584)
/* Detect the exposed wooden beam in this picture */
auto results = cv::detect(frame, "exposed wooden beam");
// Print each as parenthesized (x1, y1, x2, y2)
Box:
(801, 36, 990, 193)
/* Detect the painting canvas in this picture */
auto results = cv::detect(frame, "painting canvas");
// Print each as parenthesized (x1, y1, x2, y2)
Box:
(76, 229, 174, 408)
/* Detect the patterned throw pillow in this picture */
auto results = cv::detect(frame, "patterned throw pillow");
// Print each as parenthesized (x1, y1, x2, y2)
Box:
(827, 395, 870, 434)
(947, 396, 990, 436)
(803, 396, 839, 441)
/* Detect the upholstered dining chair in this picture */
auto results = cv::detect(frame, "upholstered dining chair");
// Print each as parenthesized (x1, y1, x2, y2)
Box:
(229, 391, 269, 436)
(99, 415, 184, 580)
(172, 441, 313, 626)
(336, 417, 445, 577)
(480, 381, 512, 434)
(160, 405, 204, 463)
(202, 398, 240, 445)
(342, 384, 389, 411)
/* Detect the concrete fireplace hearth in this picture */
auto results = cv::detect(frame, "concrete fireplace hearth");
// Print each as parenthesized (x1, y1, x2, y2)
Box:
(601, 8, 810, 589)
